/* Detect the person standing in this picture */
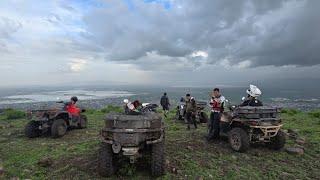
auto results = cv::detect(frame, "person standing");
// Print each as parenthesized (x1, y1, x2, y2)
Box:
(207, 88, 225, 140)
(160, 92, 170, 117)
(185, 94, 197, 130)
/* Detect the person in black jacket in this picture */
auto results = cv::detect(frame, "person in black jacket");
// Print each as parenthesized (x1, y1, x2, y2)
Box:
(240, 85, 263, 107)
(160, 92, 170, 117)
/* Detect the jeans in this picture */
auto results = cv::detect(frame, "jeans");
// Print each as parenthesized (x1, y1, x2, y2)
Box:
(208, 112, 221, 139)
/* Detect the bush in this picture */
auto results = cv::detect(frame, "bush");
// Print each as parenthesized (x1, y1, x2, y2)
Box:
(281, 109, 300, 116)
(4, 109, 25, 120)
(85, 109, 97, 114)
(100, 105, 123, 114)
(308, 111, 320, 119)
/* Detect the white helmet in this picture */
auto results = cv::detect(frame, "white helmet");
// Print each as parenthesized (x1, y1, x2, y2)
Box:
(123, 99, 129, 104)
(246, 84, 262, 97)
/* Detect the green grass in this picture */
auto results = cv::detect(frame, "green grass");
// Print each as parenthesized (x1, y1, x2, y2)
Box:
(0, 108, 319, 179)
(2, 109, 25, 120)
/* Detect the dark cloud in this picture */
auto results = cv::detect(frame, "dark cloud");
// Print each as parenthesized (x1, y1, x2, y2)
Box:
(82, 0, 319, 68)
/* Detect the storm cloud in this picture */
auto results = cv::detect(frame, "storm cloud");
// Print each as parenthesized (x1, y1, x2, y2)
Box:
(0, 0, 320, 87)
(83, 0, 320, 67)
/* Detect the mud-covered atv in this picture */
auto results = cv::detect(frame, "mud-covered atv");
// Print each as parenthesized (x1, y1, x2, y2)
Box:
(24, 102, 87, 138)
(98, 112, 165, 177)
(176, 101, 208, 123)
(219, 106, 286, 152)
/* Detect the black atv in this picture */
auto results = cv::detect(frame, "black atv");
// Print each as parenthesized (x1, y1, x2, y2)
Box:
(24, 101, 87, 138)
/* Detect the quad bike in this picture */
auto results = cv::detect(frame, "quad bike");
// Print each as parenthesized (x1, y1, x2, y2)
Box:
(141, 103, 158, 113)
(98, 109, 165, 177)
(176, 101, 208, 123)
(218, 106, 286, 152)
(24, 101, 87, 138)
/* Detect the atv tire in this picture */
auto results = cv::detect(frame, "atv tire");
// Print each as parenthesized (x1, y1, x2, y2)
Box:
(228, 128, 250, 152)
(25, 121, 41, 138)
(268, 130, 286, 150)
(51, 119, 67, 138)
(151, 141, 165, 176)
(97, 142, 114, 177)
(78, 115, 87, 129)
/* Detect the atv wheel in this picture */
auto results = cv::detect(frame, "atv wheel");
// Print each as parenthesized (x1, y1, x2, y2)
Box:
(199, 112, 208, 123)
(151, 141, 165, 176)
(175, 110, 182, 120)
(268, 130, 286, 150)
(97, 142, 114, 177)
(51, 119, 67, 138)
(78, 115, 87, 129)
(228, 128, 250, 152)
(25, 121, 41, 138)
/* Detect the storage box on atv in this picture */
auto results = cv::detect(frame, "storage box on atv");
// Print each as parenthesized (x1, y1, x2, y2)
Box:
(230, 106, 282, 126)
(234, 106, 281, 119)
(98, 112, 165, 177)
(104, 113, 162, 129)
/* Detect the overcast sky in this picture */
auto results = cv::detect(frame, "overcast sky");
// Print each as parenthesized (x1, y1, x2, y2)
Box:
(0, 0, 319, 88)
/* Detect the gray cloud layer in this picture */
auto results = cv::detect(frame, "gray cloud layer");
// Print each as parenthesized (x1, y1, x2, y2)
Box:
(82, 0, 320, 67)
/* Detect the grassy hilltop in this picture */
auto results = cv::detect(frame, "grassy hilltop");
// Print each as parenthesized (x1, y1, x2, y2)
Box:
(0, 107, 319, 179)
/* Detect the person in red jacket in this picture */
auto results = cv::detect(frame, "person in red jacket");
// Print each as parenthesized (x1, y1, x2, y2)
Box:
(207, 88, 225, 141)
(64, 96, 81, 117)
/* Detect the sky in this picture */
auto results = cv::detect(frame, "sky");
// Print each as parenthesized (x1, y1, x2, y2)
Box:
(0, 0, 320, 88)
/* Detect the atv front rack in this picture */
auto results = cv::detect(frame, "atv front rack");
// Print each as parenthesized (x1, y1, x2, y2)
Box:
(250, 124, 282, 138)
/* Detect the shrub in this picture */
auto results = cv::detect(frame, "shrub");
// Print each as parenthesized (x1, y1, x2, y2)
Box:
(4, 109, 25, 120)
(85, 109, 97, 114)
(282, 109, 300, 116)
(308, 111, 320, 119)
(100, 105, 123, 113)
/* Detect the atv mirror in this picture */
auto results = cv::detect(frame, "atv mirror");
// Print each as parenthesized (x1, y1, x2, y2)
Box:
(241, 97, 246, 101)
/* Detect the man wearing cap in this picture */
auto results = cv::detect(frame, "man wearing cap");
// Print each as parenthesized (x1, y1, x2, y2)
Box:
(185, 94, 197, 130)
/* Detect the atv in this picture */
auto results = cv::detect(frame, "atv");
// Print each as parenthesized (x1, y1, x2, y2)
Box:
(176, 101, 208, 123)
(98, 111, 165, 177)
(24, 101, 87, 138)
(219, 106, 286, 152)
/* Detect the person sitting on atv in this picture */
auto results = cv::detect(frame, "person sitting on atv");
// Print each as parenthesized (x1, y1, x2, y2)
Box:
(64, 96, 81, 121)
(123, 99, 142, 115)
(240, 85, 263, 107)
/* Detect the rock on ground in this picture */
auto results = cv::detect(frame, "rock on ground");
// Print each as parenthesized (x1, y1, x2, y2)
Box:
(295, 137, 306, 145)
(285, 147, 304, 155)
(37, 157, 53, 167)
